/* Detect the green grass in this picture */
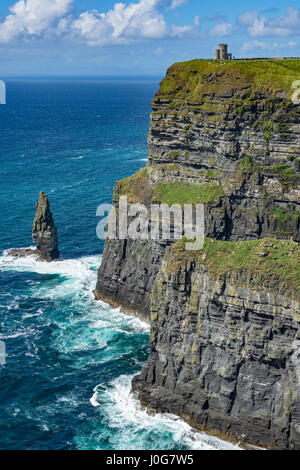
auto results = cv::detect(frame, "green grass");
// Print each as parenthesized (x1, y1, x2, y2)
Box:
(271, 207, 299, 234)
(273, 164, 300, 186)
(239, 155, 261, 173)
(170, 238, 300, 300)
(114, 169, 225, 206)
(204, 169, 221, 180)
(157, 59, 300, 104)
(272, 206, 299, 223)
(169, 151, 181, 158)
(114, 167, 153, 204)
(153, 182, 224, 205)
(237, 157, 300, 186)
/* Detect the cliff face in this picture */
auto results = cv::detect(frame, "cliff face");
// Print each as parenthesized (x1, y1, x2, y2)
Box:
(95, 237, 168, 322)
(147, 59, 300, 247)
(95, 59, 300, 447)
(96, 59, 300, 319)
(132, 238, 300, 449)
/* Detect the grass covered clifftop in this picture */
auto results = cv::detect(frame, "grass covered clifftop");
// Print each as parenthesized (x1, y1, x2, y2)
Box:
(168, 237, 300, 302)
(152, 182, 224, 205)
(149, 58, 300, 204)
(155, 58, 300, 104)
(114, 167, 225, 205)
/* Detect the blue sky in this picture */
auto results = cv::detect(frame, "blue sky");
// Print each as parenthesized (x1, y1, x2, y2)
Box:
(0, 0, 299, 76)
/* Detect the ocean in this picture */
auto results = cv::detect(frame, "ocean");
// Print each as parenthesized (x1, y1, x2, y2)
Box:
(0, 78, 239, 450)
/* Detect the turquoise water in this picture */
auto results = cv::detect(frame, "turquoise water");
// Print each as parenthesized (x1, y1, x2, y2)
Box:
(0, 79, 239, 450)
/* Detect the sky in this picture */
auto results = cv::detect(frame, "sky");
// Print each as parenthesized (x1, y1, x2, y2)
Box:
(0, 0, 299, 76)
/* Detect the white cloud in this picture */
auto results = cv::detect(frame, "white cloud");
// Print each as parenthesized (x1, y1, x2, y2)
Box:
(168, 0, 189, 10)
(0, 0, 193, 45)
(72, 1, 168, 45)
(238, 7, 300, 37)
(242, 39, 297, 52)
(0, 0, 73, 43)
(153, 46, 163, 55)
(238, 10, 259, 26)
(242, 40, 273, 52)
(209, 22, 233, 37)
(170, 24, 192, 36)
(194, 16, 200, 27)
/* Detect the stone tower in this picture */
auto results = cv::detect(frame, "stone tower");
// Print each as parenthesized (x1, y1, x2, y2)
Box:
(214, 44, 232, 60)
(219, 44, 228, 60)
(214, 49, 220, 60)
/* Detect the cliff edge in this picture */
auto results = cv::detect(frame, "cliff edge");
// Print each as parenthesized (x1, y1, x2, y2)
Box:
(95, 59, 300, 448)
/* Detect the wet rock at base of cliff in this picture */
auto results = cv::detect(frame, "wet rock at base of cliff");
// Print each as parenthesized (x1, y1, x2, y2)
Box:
(6, 248, 37, 258)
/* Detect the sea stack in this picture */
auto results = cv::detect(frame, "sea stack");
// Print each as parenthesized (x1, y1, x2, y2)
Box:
(32, 192, 59, 261)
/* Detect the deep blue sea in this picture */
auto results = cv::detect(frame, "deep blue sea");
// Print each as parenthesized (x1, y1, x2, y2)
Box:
(0, 78, 238, 450)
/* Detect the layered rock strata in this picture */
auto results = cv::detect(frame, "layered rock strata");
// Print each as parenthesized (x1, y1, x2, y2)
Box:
(132, 238, 300, 449)
(95, 59, 300, 448)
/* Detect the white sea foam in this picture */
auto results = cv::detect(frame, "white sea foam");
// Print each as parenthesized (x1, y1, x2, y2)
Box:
(2, 247, 238, 450)
(23, 308, 44, 319)
(6, 296, 20, 311)
(96, 301, 149, 334)
(0, 327, 36, 340)
(90, 392, 100, 407)
(90, 375, 241, 451)
(0, 248, 148, 361)
(90, 384, 108, 407)
(0, 249, 101, 300)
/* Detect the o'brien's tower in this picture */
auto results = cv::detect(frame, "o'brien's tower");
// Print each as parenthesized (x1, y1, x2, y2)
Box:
(215, 44, 232, 60)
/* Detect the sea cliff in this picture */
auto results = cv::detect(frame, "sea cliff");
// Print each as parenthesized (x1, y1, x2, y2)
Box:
(95, 59, 300, 448)
(132, 238, 300, 449)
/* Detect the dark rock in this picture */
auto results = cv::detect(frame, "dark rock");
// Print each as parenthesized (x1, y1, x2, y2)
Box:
(32, 192, 59, 261)
(95, 237, 170, 323)
(6, 248, 36, 258)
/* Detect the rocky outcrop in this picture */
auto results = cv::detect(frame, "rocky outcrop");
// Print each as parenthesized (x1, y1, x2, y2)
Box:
(95, 58, 300, 448)
(95, 238, 169, 323)
(132, 238, 300, 449)
(32, 192, 59, 261)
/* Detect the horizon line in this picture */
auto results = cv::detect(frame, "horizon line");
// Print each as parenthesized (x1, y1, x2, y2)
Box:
(1, 74, 163, 79)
